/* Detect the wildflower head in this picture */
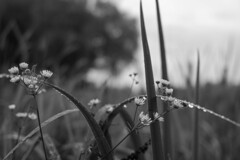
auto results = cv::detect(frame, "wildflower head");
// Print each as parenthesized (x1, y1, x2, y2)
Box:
(10, 75, 20, 83)
(154, 112, 164, 122)
(165, 88, 173, 96)
(19, 62, 29, 70)
(104, 104, 114, 113)
(8, 63, 53, 95)
(28, 113, 37, 120)
(8, 66, 19, 74)
(8, 104, 16, 110)
(88, 99, 101, 109)
(134, 97, 147, 106)
(139, 111, 152, 125)
(40, 70, 53, 78)
(16, 112, 28, 118)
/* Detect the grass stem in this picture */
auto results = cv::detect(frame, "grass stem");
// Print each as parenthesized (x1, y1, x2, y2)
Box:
(33, 95, 48, 160)
(193, 51, 200, 160)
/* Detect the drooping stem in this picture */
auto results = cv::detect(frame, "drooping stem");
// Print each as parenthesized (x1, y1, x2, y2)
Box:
(33, 95, 48, 160)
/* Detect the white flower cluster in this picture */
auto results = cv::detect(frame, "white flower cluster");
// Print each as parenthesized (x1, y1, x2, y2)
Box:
(156, 79, 173, 96)
(103, 104, 114, 113)
(88, 98, 101, 109)
(139, 111, 164, 126)
(8, 62, 53, 95)
(134, 97, 147, 106)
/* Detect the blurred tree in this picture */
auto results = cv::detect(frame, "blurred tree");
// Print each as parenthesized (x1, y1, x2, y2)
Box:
(0, 0, 138, 78)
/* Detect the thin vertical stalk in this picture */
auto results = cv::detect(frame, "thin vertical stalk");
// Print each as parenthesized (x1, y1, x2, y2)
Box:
(154, 0, 171, 158)
(140, 1, 164, 160)
(193, 52, 200, 160)
(33, 95, 48, 160)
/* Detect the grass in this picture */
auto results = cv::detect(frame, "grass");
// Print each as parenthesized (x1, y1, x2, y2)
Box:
(192, 51, 200, 160)
(0, 1, 240, 160)
(140, 0, 164, 160)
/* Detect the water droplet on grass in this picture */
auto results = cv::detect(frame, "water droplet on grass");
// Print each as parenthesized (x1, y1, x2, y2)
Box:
(188, 104, 194, 108)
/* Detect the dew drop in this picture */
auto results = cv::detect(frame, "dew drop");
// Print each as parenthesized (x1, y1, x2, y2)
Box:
(203, 109, 206, 112)
(188, 104, 194, 108)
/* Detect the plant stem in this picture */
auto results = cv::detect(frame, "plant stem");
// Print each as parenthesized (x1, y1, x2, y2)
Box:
(140, 1, 165, 159)
(193, 51, 200, 160)
(33, 95, 48, 160)
(154, 0, 171, 158)
(103, 123, 140, 159)
(133, 105, 139, 123)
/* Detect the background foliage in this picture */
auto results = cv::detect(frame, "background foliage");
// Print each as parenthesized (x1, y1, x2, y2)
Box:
(0, 0, 138, 77)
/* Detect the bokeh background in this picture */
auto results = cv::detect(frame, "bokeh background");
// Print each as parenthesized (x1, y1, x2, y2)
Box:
(0, 0, 240, 160)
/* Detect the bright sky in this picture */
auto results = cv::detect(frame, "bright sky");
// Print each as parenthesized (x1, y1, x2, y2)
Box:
(88, 0, 240, 89)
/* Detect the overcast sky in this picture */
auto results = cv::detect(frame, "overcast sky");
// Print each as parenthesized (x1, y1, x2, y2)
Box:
(88, 0, 240, 88)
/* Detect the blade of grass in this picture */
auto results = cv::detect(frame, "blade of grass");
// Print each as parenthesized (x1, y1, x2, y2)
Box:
(140, 1, 164, 160)
(154, 0, 171, 158)
(3, 109, 79, 160)
(193, 51, 200, 160)
(44, 83, 112, 160)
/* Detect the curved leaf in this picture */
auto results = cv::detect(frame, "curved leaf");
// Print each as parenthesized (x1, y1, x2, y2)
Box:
(44, 83, 112, 160)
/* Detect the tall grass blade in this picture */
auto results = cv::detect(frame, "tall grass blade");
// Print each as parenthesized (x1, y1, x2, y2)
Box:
(193, 51, 200, 160)
(154, 0, 171, 158)
(140, 1, 164, 160)
(44, 83, 112, 160)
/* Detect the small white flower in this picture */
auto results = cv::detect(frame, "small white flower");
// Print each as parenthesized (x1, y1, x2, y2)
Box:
(8, 66, 19, 74)
(8, 104, 16, 110)
(10, 76, 20, 83)
(16, 112, 28, 118)
(139, 111, 152, 125)
(19, 62, 29, 69)
(88, 99, 101, 108)
(154, 112, 164, 122)
(165, 88, 173, 96)
(28, 113, 37, 120)
(104, 104, 114, 113)
(159, 79, 170, 86)
(134, 97, 147, 106)
(40, 70, 53, 78)
(28, 84, 34, 89)
(23, 77, 32, 85)
(154, 112, 160, 119)
(158, 117, 164, 122)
